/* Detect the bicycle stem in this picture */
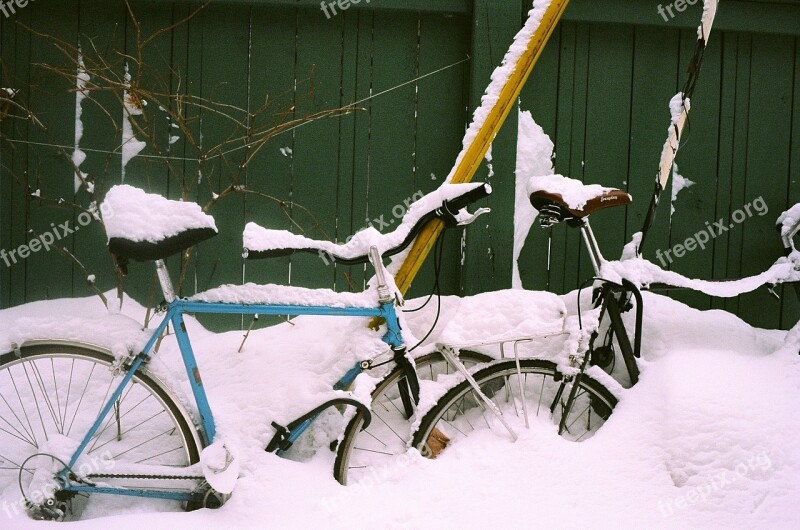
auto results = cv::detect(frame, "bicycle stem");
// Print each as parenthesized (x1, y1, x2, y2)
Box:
(369, 246, 392, 304)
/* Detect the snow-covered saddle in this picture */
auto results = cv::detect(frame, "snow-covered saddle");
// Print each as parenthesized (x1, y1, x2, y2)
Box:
(528, 174, 631, 222)
(103, 185, 218, 262)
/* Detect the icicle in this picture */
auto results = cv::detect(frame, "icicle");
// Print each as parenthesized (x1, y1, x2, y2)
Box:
(121, 63, 146, 181)
(513, 109, 554, 289)
(73, 46, 90, 193)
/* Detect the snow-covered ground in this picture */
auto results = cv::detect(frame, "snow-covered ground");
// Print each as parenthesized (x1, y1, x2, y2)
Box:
(1, 286, 798, 529)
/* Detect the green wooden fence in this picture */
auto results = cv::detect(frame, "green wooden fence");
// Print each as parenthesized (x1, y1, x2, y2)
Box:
(1, 0, 799, 330)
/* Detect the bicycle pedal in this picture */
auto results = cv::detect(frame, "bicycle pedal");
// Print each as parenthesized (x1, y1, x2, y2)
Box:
(26, 499, 66, 522)
(202, 488, 230, 509)
(200, 442, 239, 495)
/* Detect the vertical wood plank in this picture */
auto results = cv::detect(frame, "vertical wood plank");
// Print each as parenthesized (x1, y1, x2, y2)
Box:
(462, 0, 522, 296)
(363, 10, 420, 291)
(579, 22, 633, 280)
(1, 9, 32, 307)
(331, 10, 359, 293)
(190, 4, 251, 329)
(710, 32, 738, 312)
(24, 1, 79, 302)
(410, 12, 471, 297)
(75, 0, 129, 303)
(244, 5, 296, 298)
(343, 9, 374, 291)
(627, 25, 681, 273)
(555, 21, 590, 294)
(290, 7, 347, 290)
(737, 33, 795, 328)
(780, 35, 800, 329)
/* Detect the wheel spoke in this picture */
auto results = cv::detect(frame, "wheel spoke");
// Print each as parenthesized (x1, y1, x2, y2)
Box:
(335, 351, 492, 485)
(0, 391, 36, 446)
(66, 362, 97, 437)
(90, 385, 146, 449)
(0, 348, 199, 520)
(413, 360, 617, 459)
(21, 362, 51, 442)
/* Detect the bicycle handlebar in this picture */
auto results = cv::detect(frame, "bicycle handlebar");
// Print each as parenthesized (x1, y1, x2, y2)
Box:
(245, 183, 492, 265)
(441, 182, 492, 218)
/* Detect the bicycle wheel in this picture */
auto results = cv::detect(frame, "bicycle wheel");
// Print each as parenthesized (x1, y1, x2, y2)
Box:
(333, 350, 491, 485)
(412, 358, 617, 458)
(0, 342, 201, 519)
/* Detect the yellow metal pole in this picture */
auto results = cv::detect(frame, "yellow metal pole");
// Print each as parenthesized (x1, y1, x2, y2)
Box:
(394, 0, 570, 294)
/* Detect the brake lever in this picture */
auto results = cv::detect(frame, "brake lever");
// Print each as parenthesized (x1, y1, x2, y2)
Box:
(455, 207, 491, 226)
(767, 284, 781, 300)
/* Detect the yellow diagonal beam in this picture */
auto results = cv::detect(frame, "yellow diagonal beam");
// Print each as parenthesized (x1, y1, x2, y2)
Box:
(394, 0, 570, 294)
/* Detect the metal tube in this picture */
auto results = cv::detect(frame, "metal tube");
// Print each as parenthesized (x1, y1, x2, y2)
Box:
(580, 220, 605, 276)
(155, 260, 176, 303)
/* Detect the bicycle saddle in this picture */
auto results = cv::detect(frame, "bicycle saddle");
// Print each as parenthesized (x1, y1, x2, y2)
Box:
(104, 185, 218, 262)
(243, 182, 492, 265)
(528, 174, 631, 221)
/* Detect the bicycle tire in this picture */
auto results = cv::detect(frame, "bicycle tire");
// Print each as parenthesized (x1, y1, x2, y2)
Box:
(0, 342, 201, 519)
(333, 350, 491, 485)
(412, 358, 617, 458)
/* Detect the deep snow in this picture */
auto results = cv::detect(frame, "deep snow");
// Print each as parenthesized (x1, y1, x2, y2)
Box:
(1, 285, 798, 529)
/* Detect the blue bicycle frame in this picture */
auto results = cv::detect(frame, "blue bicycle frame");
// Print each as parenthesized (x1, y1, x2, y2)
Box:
(58, 258, 408, 503)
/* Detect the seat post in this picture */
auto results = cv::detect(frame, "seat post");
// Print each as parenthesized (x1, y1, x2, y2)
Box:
(154, 259, 177, 303)
(579, 218, 605, 276)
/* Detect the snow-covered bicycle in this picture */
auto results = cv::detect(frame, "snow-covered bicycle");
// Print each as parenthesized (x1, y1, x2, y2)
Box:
(0, 181, 492, 520)
(411, 173, 800, 458)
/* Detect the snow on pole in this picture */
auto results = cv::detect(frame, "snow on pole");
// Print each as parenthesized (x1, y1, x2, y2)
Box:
(670, 163, 695, 220)
(393, 0, 569, 294)
(444, 0, 557, 185)
(637, 0, 719, 254)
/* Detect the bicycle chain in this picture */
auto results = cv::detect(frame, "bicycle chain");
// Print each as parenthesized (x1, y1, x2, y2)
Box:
(86, 473, 204, 481)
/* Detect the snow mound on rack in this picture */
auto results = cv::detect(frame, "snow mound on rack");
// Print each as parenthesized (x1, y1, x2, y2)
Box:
(103, 185, 217, 242)
(402, 289, 566, 350)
